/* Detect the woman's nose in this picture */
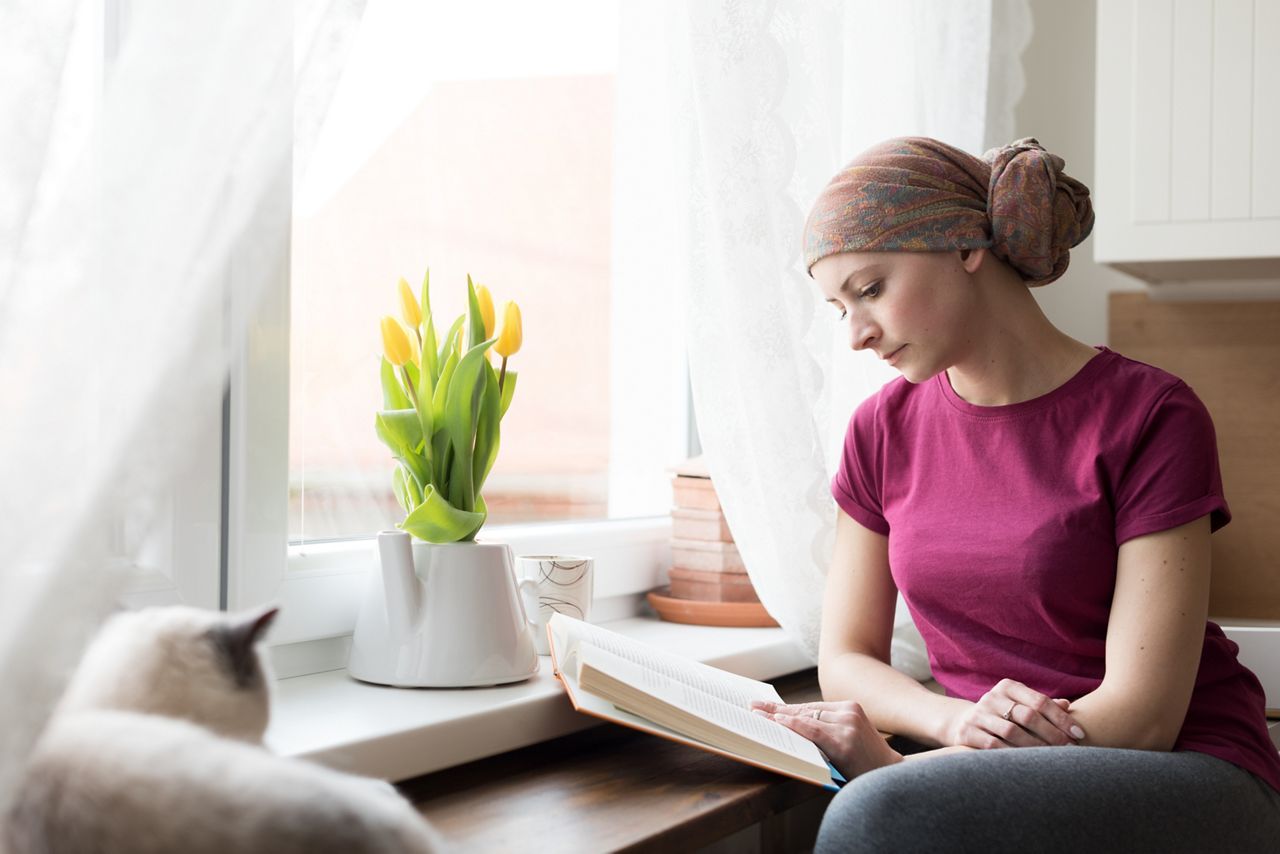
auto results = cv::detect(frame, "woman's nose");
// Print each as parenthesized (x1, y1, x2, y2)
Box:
(849, 316, 878, 352)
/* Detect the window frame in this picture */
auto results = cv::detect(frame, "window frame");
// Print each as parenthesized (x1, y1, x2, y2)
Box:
(224, 45, 693, 655)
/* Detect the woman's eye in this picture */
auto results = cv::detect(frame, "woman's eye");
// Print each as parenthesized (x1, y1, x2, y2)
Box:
(835, 307, 848, 321)
(859, 282, 881, 300)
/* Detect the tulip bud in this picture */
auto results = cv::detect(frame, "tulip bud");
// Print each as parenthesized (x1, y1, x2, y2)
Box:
(398, 277, 422, 330)
(381, 316, 412, 367)
(495, 300, 522, 358)
(475, 285, 495, 340)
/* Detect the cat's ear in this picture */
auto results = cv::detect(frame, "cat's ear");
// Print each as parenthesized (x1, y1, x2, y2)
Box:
(210, 605, 279, 687)
(239, 605, 280, 645)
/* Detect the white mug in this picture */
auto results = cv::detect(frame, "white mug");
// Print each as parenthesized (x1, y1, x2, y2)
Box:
(516, 555, 594, 655)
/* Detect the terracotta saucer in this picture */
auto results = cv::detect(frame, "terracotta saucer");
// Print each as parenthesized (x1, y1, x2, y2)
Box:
(645, 586, 779, 628)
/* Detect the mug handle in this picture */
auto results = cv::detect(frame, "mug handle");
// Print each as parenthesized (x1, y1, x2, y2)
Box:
(517, 577, 540, 632)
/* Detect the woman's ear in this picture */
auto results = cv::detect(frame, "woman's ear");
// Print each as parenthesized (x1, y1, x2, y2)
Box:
(958, 247, 986, 274)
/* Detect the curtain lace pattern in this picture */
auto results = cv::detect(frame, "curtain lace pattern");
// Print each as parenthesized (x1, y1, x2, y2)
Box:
(0, 0, 364, 814)
(673, 0, 1032, 665)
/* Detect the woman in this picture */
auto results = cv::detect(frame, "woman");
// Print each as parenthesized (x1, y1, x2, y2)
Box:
(751, 138, 1280, 852)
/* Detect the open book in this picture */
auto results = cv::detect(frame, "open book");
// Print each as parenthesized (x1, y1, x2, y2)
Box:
(547, 613, 841, 790)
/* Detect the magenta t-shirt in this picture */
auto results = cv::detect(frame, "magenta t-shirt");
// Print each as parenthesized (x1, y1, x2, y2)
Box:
(832, 345, 1280, 791)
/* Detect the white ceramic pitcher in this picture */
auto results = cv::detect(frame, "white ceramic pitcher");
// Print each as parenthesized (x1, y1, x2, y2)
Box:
(347, 530, 540, 687)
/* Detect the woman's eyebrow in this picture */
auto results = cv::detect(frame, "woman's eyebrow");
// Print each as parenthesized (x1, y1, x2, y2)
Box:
(838, 265, 885, 294)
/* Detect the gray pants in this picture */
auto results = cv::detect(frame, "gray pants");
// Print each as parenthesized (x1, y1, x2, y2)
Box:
(816, 744, 1280, 853)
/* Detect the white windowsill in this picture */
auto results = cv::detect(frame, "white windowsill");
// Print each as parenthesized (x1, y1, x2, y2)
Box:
(266, 615, 814, 782)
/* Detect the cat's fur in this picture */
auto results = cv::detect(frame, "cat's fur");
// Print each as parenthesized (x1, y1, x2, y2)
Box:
(4, 606, 443, 854)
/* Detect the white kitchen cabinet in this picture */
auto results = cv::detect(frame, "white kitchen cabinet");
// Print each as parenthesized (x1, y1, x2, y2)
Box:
(1095, 0, 1280, 282)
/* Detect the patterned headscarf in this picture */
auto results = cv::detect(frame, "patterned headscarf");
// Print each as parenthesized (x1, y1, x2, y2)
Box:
(802, 137, 1094, 287)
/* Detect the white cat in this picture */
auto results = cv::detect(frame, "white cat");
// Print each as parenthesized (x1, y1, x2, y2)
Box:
(4, 605, 444, 854)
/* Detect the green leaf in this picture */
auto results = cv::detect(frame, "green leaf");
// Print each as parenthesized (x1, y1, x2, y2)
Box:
(443, 338, 497, 512)
(432, 436, 451, 496)
(391, 466, 409, 514)
(419, 268, 433, 327)
(499, 370, 517, 419)
(431, 348, 458, 435)
(423, 315, 439, 387)
(375, 410, 430, 491)
(466, 274, 486, 351)
(400, 484, 485, 543)
(411, 362, 434, 457)
(420, 269, 439, 384)
(447, 448, 470, 511)
(439, 313, 466, 366)
(380, 357, 410, 410)
(472, 359, 502, 494)
(403, 361, 420, 403)
(460, 493, 487, 542)
(375, 409, 422, 454)
(403, 463, 423, 507)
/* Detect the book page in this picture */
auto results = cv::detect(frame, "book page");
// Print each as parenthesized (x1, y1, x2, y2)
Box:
(548, 614, 782, 708)
(578, 643, 824, 765)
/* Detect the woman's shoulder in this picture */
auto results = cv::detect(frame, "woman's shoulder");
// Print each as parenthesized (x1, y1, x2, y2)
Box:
(1091, 346, 1203, 410)
(1097, 346, 1184, 388)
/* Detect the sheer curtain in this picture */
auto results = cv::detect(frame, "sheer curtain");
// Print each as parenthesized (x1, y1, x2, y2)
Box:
(618, 0, 1032, 665)
(0, 0, 363, 813)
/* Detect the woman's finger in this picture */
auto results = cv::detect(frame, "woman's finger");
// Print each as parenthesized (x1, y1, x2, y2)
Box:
(991, 680, 1085, 743)
(769, 710, 828, 747)
(987, 712, 1050, 748)
(1005, 687, 1085, 743)
(749, 699, 847, 715)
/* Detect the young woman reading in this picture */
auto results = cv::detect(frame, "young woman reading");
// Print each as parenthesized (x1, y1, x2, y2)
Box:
(751, 137, 1280, 852)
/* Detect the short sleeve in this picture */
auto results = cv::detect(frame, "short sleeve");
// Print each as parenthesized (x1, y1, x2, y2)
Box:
(831, 394, 890, 536)
(1113, 381, 1231, 545)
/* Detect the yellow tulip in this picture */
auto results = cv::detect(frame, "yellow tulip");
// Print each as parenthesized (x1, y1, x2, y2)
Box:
(475, 284, 495, 339)
(495, 300, 522, 358)
(398, 277, 422, 330)
(381, 316, 412, 366)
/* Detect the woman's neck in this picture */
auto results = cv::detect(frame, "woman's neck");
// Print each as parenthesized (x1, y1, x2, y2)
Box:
(945, 288, 1098, 407)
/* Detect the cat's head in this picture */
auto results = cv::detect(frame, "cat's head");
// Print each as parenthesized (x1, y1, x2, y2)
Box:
(56, 605, 279, 743)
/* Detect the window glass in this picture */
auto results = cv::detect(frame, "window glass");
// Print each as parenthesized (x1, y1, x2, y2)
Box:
(290, 1, 619, 543)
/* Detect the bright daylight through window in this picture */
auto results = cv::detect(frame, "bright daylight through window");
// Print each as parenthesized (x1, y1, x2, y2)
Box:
(289, 1, 625, 543)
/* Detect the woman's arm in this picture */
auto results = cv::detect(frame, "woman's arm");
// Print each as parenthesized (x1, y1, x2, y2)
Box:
(816, 509, 960, 745)
(816, 509, 1085, 748)
(1063, 514, 1212, 750)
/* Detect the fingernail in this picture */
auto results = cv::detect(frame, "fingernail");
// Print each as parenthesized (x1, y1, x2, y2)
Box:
(1070, 725, 1085, 740)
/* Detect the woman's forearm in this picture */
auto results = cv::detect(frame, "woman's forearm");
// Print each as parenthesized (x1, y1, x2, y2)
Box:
(1062, 685, 1183, 751)
(819, 650, 969, 746)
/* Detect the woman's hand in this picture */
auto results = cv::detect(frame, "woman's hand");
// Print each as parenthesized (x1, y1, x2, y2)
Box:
(946, 678, 1085, 749)
(750, 700, 902, 780)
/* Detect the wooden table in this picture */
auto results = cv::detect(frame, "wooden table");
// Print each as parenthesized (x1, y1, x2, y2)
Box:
(399, 670, 833, 853)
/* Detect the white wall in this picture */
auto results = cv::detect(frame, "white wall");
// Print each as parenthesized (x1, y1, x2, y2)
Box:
(1013, 0, 1139, 347)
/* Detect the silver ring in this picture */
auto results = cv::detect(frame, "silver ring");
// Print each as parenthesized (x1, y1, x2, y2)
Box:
(813, 709, 822, 722)
(1002, 702, 1017, 721)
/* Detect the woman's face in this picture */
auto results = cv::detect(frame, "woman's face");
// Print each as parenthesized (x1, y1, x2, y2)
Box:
(811, 250, 980, 383)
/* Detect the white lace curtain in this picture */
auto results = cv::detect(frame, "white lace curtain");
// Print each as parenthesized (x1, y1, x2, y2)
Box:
(617, 0, 1032, 664)
(0, 0, 363, 814)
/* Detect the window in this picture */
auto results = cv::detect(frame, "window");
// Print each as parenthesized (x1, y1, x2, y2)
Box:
(227, 1, 690, 650)
(290, 1, 626, 545)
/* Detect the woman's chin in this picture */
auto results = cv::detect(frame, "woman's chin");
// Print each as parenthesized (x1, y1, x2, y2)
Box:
(897, 361, 937, 385)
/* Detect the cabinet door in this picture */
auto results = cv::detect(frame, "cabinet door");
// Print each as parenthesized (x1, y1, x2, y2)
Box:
(1095, 0, 1280, 279)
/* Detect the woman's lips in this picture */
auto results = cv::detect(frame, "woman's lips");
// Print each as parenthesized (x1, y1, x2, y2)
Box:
(886, 345, 906, 365)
